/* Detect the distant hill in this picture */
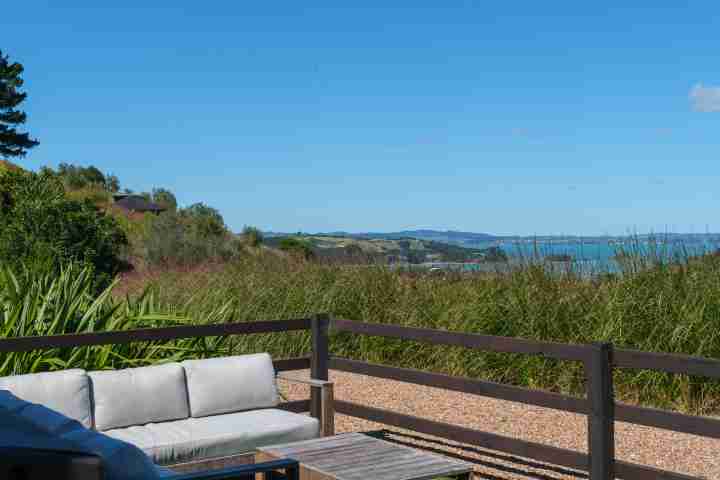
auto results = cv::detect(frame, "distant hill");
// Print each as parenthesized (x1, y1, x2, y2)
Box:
(264, 233, 507, 264)
(265, 229, 720, 249)
(266, 229, 501, 248)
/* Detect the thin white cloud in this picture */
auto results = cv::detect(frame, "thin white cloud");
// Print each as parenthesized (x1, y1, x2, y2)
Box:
(689, 83, 720, 112)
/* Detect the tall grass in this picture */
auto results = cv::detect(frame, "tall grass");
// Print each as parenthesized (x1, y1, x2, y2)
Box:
(4, 253, 720, 415)
(0, 263, 307, 375)
(124, 253, 720, 415)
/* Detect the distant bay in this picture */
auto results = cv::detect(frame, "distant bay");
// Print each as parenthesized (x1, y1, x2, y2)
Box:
(424, 237, 720, 274)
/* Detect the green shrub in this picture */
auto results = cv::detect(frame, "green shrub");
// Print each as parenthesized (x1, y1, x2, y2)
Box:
(242, 225, 264, 248)
(278, 237, 315, 260)
(152, 187, 177, 212)
(141, 209, 235, 267)
(55, 163, 107, 191)
(0, 170, 128, 287)
(0, 262, 253, 375)
(181, 203, 226, 238)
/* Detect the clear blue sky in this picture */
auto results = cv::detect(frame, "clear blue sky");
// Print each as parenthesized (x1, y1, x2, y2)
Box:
(4, 2, 719, 235)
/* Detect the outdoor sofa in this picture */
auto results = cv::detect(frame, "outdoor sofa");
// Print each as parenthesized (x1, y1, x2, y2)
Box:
(0, 353, 333, 478)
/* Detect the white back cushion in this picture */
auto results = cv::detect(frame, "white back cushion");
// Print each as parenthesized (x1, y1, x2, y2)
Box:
(182, 353, 279, 418)
(0, 369, 92, 429)
(0, 390, 160, 480)
(89, 363, 190, 431)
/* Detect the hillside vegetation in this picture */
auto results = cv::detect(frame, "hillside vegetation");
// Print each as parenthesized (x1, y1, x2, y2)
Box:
(3, 163, 720, 417)
(266, 234, 507, 264)
(0, 163, 262, 278)
(0, 160, 22, 175)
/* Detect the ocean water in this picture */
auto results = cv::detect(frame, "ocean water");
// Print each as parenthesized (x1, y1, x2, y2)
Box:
(425, 238, 720, 275)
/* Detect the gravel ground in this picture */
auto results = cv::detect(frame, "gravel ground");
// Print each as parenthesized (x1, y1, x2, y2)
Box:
(278, 370, 719, 480)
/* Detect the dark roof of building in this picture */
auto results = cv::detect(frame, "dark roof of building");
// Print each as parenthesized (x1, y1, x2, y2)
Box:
(114, 195, 165, 213)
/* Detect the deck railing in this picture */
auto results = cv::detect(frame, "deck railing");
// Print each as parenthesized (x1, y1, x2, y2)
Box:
(1, 313, 718, 480)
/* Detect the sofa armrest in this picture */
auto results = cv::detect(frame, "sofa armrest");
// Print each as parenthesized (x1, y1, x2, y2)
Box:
(276, 372, 334, 437)
(168, 458, 299, 480)
(276, 372, 332, 388)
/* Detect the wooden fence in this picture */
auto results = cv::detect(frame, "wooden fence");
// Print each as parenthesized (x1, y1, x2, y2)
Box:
(1, 314, 718, 479)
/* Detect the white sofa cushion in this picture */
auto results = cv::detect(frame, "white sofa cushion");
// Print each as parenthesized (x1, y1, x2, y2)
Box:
(90, 363, 190, 431)
(181, 353, 279, 418)
(105, 408, 319, 465)
(0, 390, 160, 480)
(0, 369, 92, 429)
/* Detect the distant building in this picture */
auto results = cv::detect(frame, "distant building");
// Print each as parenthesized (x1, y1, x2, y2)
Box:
(112, 193, 165, 215)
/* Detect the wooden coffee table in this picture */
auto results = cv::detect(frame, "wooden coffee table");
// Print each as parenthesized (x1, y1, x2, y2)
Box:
(256, 433, 473, 480)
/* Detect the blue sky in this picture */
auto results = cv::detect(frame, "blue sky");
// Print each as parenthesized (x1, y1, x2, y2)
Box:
(3, 2, 720, 235)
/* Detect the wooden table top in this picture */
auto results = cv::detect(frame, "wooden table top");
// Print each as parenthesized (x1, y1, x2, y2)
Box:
(256, 433, 473, 480)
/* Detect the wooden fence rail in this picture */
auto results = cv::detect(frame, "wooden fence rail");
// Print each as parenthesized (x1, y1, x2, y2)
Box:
(334, 400, 699, 480)
(1, 315, 718, 479)
(0, 318, 313, 353)
(331, 318, 719, 480)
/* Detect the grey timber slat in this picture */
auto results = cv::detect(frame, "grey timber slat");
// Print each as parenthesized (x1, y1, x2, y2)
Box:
(257, 433, 473, 480)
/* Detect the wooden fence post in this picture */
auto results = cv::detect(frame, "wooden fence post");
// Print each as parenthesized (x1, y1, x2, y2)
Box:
(587, 342, 615, 480)
(310, 313, 330, 421)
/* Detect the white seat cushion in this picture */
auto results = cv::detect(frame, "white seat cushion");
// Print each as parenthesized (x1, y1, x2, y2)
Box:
(0, 369, 92, 428)
(0, 390, 160, 480)
(90, 363, 190, 431)
(105, 409, 320, 465)
(182, 353, 279, 418)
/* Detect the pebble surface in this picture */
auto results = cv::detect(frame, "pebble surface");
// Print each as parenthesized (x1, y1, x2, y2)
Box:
(278, 370, 719, 479)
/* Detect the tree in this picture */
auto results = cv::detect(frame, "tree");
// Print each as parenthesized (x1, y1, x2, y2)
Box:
(143, 208, 235, 266)
(181, 202, 226, 238)
(0, 50, 39, 158)
(82, 165, 105, 185)
(105, 174, 120, 193)
(0, 169, 128, 286)
(242, 225, 264, 247)
(56, 163, 108, 190)
(152, 187, 177, 211)
(278, 237, 315, 260)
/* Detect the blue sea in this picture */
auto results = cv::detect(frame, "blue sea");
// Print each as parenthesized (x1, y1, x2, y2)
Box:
(424, 238, 720, 275)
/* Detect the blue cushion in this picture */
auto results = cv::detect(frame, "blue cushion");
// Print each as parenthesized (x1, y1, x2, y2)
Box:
(0, 390, 160, 480)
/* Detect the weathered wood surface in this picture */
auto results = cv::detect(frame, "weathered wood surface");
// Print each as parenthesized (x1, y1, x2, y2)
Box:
(311, 314, 331, 426)
(320, 383, 335, 437)
(277, 372, 335, 436)
(167, 452, 254, 473)
(330, 357, 588, 414)
(0, 319, 313, 353)
(256, 433, 473, 480)
(331, 318, 588, 361)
